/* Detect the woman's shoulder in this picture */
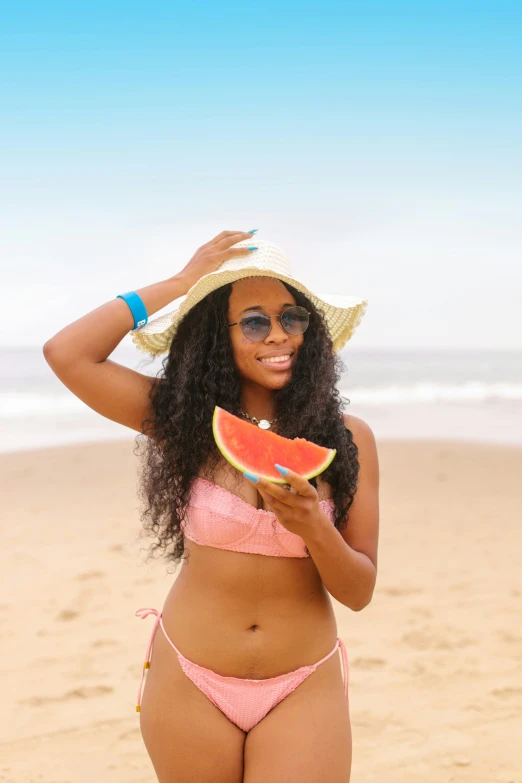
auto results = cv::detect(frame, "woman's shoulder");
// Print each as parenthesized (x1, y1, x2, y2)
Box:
(342, 413, 377, 445)
(342, 411, 368, 430)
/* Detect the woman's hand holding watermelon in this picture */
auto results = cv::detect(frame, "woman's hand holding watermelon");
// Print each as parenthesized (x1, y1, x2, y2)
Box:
(213, 406, 337, 535)
(243, 464, 326, 536)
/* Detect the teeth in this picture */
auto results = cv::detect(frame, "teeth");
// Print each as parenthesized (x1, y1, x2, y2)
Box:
(260, 355, 291, 363)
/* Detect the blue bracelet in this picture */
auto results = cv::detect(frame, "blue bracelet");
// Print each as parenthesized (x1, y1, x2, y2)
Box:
(116, 291, 148, 330)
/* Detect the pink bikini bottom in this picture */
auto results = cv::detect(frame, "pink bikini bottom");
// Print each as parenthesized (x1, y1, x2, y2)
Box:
(135, 607, 349, 733)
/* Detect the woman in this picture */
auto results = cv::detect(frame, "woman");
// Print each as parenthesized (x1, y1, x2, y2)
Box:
(43, 229, 379, 783)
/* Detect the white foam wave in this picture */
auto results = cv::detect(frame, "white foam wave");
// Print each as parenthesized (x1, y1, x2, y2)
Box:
(344, 382, 522, 404)
(0, 393, 85, 417)
(1, 381, 521, 419)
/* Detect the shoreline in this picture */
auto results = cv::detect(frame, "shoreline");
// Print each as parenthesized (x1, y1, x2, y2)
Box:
(2, 395, 522, 455)
(4, 431, 522, 458)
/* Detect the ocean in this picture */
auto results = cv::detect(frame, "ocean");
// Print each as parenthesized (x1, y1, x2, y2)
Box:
(1, 345, 520, 453)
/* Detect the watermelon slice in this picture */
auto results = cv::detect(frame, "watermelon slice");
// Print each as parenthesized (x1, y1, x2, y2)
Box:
(212, 405, 336, 483)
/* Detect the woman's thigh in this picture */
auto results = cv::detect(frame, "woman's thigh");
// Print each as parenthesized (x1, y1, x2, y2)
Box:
(243, 652, 352, 783)
(138, 624, 246, 783)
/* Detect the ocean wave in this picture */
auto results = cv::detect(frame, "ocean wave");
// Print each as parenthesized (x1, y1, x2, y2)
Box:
(343, 382, 522, 404)
(1, 381, 521, 418)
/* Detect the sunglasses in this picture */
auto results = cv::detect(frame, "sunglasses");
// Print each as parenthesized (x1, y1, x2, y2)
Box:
(227, 306, 311, 342)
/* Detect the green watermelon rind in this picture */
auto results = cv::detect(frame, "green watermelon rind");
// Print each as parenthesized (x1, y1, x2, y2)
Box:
(212, 405, 336, 483)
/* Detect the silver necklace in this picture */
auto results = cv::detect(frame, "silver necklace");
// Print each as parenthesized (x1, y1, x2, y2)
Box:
(240, 408, 278, 430)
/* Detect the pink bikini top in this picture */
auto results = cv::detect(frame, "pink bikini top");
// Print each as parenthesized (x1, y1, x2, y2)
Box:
(182, 476, 336, 558)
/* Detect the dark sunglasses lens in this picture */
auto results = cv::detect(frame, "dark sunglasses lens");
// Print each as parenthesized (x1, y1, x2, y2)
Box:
(241, 313, 271, 340)
(240, 307, 309, 341)
(281, 306, 309, 334)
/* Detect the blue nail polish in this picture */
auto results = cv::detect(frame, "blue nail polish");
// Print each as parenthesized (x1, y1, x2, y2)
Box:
(247, 246, 258, 251)
(247, 228, 258, 233)
(274, 464, 288, 476)
(243, 471, 259, 483)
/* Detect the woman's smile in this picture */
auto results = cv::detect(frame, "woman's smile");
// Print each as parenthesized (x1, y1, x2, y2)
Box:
(257, 353, 294, 370)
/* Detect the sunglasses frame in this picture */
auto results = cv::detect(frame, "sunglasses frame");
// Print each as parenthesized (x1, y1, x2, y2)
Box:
(227, 306, 311, 342)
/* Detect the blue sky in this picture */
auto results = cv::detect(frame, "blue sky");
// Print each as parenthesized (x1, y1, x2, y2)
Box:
(2, 1, 521, 349)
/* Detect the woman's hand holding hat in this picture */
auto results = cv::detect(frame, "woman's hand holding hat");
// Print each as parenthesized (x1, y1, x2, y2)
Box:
(178, 229, 258, 292)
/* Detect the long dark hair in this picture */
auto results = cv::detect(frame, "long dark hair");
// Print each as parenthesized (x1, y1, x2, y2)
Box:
(135, 280, 360, 569)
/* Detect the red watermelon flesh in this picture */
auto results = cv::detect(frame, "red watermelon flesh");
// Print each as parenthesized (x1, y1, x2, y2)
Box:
(212, 405, 336, 483)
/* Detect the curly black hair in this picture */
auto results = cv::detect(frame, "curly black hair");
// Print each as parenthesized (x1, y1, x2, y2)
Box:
(134, 280, 360, 570)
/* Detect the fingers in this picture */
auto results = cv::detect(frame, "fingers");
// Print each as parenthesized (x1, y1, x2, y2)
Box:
(255, 484, 285, 511)
(211, 230, 256, 249)
(274, 465, 313, 496)
(244, 465, 314, 506)
(255, 480, 292, 509)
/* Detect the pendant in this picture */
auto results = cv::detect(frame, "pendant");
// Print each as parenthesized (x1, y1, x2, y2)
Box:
(258, 419, 271, 429)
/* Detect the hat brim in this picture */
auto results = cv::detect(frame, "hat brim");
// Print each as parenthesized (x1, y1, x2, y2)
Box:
(131, 268, 368, 356)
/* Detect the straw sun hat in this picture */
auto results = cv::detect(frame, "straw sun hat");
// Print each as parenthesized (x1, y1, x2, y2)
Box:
(131, 237, 368, 357)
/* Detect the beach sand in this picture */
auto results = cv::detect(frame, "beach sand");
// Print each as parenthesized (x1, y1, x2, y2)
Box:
(1, 437, 520, 782)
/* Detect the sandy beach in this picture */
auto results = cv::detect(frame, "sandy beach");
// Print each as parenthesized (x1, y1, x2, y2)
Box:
(1, 436, 521, 782)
